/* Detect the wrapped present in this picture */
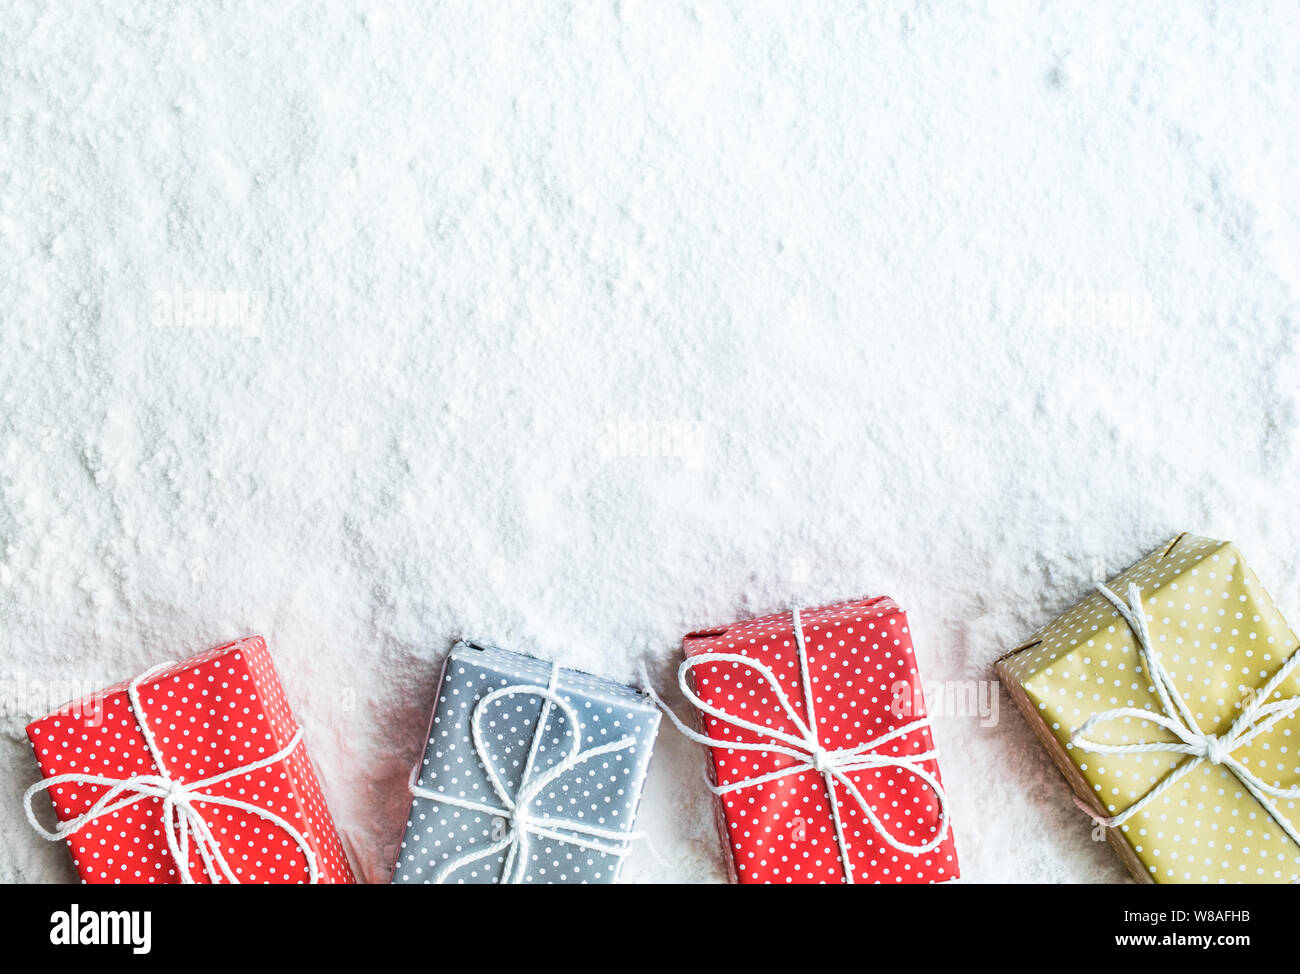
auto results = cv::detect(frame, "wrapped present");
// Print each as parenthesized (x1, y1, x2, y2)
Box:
(996, 533, 1300, 884)
(392, 641, 660, 884)
(648, 597, 958, 884)
(23, 637, 355, 884)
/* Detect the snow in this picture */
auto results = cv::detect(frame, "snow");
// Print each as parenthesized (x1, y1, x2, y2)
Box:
(2, 0, 1298, 883)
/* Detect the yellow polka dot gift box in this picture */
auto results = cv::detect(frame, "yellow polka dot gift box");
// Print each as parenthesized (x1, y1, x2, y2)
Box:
(996, 533, 1300, 884)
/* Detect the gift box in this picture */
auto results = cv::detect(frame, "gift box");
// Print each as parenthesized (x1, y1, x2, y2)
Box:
(996, 533, 1300, 884)
(654, 597, 958, 884)
(392, 641, 661, 884)
(23, 637, 355, 884)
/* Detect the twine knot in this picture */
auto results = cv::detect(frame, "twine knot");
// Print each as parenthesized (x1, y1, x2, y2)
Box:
(1201, 733, 1228, 766)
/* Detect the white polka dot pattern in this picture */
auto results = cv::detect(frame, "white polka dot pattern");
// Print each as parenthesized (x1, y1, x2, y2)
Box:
(392, 642, 660, 884)
(683, 597, 959, 884)
(25, 637, 356, 884)
(1000, 534, 1300, 883)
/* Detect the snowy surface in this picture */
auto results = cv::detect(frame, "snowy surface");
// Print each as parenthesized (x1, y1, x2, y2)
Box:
(2, 1, 1299, 884)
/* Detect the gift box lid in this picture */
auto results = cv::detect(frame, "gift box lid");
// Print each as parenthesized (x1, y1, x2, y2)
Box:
(446, 640, 657, 711)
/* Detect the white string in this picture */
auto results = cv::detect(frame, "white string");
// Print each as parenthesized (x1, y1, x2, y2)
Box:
(791, 610, 855, 879)
(641, 606, 951, 883)
(24, 661, 321, 884)
(1070, 582, 1300, 848)
(409, 661, 645, 884)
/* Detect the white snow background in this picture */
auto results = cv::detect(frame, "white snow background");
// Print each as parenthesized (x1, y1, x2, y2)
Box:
(2, 0, 1299, 883)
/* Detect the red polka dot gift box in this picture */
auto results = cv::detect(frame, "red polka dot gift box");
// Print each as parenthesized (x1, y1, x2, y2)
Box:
(23, 637, 355, 884)
(656, 597, 958, 884)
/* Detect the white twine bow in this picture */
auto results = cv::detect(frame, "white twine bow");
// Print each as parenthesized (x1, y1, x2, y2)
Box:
(409, 661, 644, 884)
(24, 662, 320, 884)
(1070, 582, 1300, 847)
(643, 607, 951, 883)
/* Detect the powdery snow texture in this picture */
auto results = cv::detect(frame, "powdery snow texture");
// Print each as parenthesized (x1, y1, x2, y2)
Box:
(2, 1, 1298, 883)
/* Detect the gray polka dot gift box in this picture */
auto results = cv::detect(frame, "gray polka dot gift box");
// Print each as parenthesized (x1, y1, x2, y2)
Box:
(392, 641, 660, 884)
(996, 533, 1300, 883)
